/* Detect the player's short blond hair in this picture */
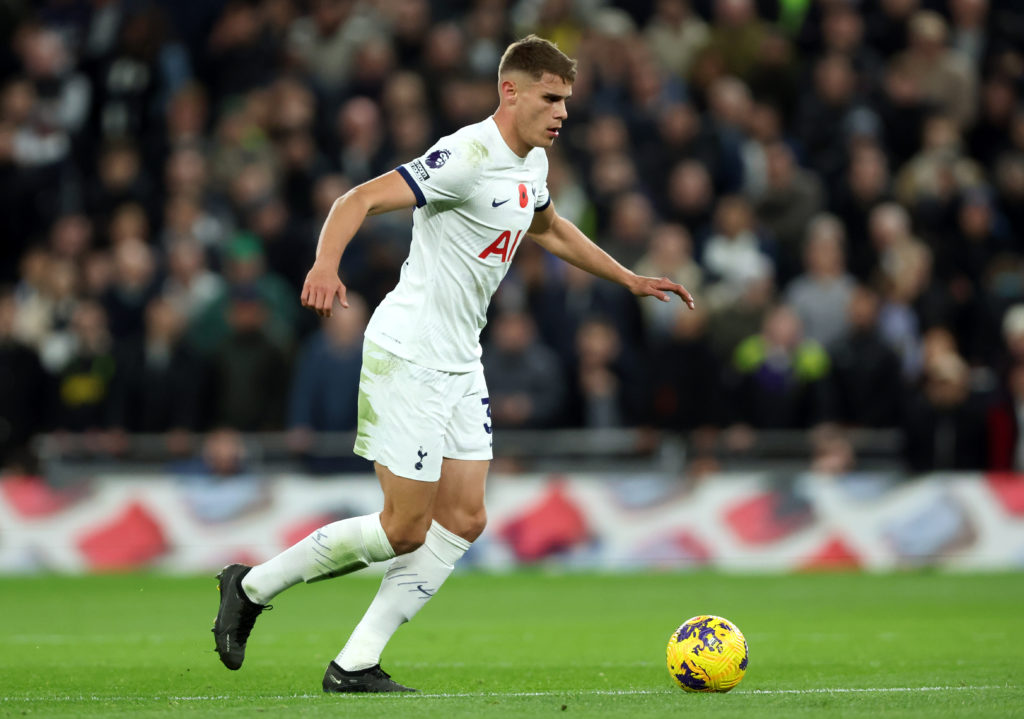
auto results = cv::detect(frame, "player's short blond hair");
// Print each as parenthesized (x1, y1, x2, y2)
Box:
(498, 35, 577, 84)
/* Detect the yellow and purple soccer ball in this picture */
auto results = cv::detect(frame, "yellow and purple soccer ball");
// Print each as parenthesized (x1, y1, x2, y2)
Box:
(666, 615, 749, 693)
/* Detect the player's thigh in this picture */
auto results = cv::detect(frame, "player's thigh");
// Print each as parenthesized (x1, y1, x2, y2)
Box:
(436, 369, 492, 541)
(376, 461, 439, 553)
(434, 457, 489, 542)
(354, 339, 454, 482)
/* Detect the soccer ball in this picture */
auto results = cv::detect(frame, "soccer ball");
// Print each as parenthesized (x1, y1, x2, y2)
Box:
(666, 615, 748, 693)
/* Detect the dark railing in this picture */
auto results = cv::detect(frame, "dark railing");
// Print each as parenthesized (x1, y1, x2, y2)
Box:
(32, 427, 905, 484)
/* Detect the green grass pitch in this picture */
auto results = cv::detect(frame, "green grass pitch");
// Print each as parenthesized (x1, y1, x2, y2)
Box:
(2, 571, 1022, 718)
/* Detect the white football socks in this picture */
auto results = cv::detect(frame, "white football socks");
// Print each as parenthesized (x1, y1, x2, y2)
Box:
(242, 512, 396, 605)
(335, 520, 471, 671)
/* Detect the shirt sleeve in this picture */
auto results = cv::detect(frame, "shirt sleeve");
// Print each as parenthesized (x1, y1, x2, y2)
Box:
(396, 136, 484, 208)
(531, 149, 551, 211)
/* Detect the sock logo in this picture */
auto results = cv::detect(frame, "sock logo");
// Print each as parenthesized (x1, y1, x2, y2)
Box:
(415, 447, 428, 470)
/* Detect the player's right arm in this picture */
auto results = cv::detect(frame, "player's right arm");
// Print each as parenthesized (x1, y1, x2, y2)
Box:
(301, 171, 417, 317)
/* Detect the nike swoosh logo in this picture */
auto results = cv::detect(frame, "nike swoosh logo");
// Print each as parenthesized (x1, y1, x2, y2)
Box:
(491, 198, 509, 207)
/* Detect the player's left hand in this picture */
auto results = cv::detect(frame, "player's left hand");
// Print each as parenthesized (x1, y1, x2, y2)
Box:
(630, 275, 695, 309)
(301, 263, 348, 318)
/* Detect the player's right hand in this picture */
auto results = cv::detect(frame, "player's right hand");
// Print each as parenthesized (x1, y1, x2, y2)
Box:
(301, 264, 348, 317)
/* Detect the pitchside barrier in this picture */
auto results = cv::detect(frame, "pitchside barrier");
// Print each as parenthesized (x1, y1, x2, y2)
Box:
(1, 470, 1022, 573)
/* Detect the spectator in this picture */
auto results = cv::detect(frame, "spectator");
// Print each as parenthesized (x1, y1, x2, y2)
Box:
(464, 1, 509, 78)
(738, 101, 783, 200)
(163, 237, 224, 322)
(545, 148, 593, 233)
(643, 0, 708, 80)
(994, 153, 1024, 244)
(16, 26, 90, 139)
(724, 303, 836, 429)
(0, 287, 46, 465)
(14, 252, 78, 368)
(163, 82, 209, 153)
(633, 223, 704, 344)
(967, 75, 1017, 170)
(48, 212, 93, 262)
(698, 0, 773, 82)
(795, 53, 862, 185)
(161, 193, 228, 254)
(106, 202, 151, 247)
(188, 232, 299, 354)
(243, 192, 311, 295)
(877, 238, 930, 380)
(784, 214, 856, 350)
(529, 262, 643, 373)
(288, 292, 368, 434)
(831, 143, 893, 279)
(867, 201, 914, 282)
(91, 5, 185, 152)
(701, 195, 774, 309)
(707, 273, 776, 364)
(567, 316, 645, 429)
(752, 141, 825, 284)
(286, 0, 381, 91)
(381, 0, 431, 73)
(101, 238, 159, 341)
(333, 96, 387, 184)
(821, 3, 884, 95)
(945, 189, 1010, 360)
(173, 427, 266, 523)
(202, 0, 280, 100)
(599, 191, 656, 270)
(894, 114, 985, 213)
(482, 310, 566, 429)
(874, 54, 932, 168)
(645, 103, 730, 210)
(209, 285, 289, 431)
(746, 29, 800, 122)
(588, 150, 641, 214)
(892, 10, 977, 130)
(663, 159, 716, 239)
(987, 362, 1024, 471)
(111, 296, 205, 434)
(86, 140, 155, 236)
(997, 305, 1024, 377)
(648, 304, 720, 432)
(864, 0, 918, 59)
(903, 350, 986, 472)
(949, 0, 989, 70)
(830, 285, 903, 427)
(50, 300, 117, 432)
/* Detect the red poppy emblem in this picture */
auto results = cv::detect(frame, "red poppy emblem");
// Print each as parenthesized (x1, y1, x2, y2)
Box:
(518, 183, 529, 208)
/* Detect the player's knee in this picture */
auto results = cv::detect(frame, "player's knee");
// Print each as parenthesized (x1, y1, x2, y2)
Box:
(446, 507, 487, 543)
(466, 507, 488, 541)
(380, 509, 431, 555)
(386, 524, 428, 555)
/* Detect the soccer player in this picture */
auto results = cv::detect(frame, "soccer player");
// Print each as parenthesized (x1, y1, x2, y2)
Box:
(212, 35, 694, 693)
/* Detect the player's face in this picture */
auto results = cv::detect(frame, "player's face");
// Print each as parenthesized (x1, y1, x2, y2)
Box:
(515, 73, 572, 149)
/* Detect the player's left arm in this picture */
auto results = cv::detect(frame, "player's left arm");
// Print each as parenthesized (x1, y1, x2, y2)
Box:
(528, 204, 695, 308)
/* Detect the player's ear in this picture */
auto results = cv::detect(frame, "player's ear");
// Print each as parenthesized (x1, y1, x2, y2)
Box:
(500, 77, 518, 105)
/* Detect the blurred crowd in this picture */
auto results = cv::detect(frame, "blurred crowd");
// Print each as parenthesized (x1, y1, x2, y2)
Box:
(2, 0, 1024, 475)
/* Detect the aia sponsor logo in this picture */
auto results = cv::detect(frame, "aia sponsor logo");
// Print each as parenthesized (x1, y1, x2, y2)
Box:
(479, 229, 524, 263)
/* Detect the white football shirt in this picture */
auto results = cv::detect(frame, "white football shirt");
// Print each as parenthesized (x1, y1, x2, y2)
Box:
(364, 116, 551, 372)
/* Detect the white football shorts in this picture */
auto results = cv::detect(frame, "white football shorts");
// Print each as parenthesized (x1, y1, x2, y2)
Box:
(353, 339, 493, 481)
